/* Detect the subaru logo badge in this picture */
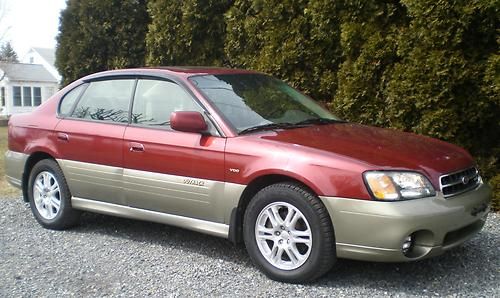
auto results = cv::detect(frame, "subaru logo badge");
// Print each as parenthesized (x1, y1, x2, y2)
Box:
(461, 176, 469, 185)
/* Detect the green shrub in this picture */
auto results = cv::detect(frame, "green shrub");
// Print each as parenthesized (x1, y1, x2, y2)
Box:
(57, 0, 499, 204)
(225, 0, 343, 100)
(225, 0, 499, 202)
(56, 0, 150, 86)
(146, 0, 230, 66)
(490, 175, 500, 212)
(335, 0, 499, 200)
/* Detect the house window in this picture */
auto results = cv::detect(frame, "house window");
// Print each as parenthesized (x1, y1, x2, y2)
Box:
(23, 87, 32, 106)
(1, 87, 5, 106)
(13, 86, 21, 106)
(12, 86, 43, 107)
(33, 87, 42, 106)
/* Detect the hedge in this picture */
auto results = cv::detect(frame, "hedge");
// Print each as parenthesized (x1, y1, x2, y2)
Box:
(225, 0, 499, 209)
(56, 0, 499, 209)
(55, 0, 150, 86)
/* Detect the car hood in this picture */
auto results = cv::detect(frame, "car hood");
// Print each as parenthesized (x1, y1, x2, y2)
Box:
(258, 123, 473, 182)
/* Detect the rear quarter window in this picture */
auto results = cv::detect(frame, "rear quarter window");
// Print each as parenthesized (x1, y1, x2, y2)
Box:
(59, 84, 87, 116)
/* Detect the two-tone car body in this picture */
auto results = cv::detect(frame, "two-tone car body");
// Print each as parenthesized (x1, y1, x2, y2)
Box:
(5, 67, 491, 282)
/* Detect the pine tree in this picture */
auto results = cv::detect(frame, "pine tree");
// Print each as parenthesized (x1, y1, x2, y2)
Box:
(0, 42, 19, 62)
(225, 0, 343, 101)
(146, 0, 230, 66)
(55, 0, 150, 86)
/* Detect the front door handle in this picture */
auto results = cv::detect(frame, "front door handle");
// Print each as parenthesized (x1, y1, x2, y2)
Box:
(57, 132, 69, 142)
(129, 142, 145, 152)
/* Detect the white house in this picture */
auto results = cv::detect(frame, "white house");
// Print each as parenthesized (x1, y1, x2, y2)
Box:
(23, 47, 62, 82)
(0, 62, 59, 116)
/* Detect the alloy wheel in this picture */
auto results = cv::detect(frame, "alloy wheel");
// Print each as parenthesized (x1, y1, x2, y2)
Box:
(254, 201, 312, 270)
(33, 171, 61, 220)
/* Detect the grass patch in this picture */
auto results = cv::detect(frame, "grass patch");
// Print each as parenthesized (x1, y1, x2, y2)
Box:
(0, 126, 22, 198)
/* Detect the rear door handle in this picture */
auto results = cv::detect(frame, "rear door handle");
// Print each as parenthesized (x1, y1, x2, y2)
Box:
(57, 133, 69, 141)
(129, 142, 145, 152)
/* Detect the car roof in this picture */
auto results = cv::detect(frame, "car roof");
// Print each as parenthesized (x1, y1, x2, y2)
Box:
(148, 66, 259, 75)
(80, 66, 260, 81)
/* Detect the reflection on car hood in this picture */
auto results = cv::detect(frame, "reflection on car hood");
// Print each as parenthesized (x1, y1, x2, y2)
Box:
(258, 123, 473, 176)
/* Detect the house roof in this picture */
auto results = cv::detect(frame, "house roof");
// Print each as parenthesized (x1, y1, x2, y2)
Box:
(32, 47, 56, 67)
(0, 62, 58, 83)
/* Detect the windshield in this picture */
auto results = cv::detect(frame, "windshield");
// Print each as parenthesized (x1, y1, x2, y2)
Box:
(189, 74, 340, 133)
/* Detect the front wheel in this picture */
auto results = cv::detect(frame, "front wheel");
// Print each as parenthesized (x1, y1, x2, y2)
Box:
(28, 159, 80, 230)
(243, 183, 336, 283)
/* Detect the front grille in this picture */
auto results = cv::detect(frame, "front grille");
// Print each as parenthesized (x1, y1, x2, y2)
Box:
(440, 167, 480, 198)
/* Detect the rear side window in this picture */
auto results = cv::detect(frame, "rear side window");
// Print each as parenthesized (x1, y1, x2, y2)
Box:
(71, 79, 135, 123)
(59, 84, 86, 116)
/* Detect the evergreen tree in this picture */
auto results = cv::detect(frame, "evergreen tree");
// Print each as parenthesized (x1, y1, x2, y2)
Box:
(333, 1, 409, 127)
(225, 0, 498, 207)
(332, 0, 499, 205)
(0, 42, 19, 62)
(55, 0, 150, 86)
(225, 0, 343, 100)
(146, 0, 230, 66)
(53, 0, 499, 208)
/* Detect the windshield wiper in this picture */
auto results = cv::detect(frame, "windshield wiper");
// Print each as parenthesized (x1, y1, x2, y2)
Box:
(239, 122, 302, 135)
(294, 118, 346, 126)
(239, 118, 345, 135)
(150, 121, 170, 126)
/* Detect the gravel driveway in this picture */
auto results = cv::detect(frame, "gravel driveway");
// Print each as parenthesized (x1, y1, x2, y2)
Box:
(1, 198, 499, 297)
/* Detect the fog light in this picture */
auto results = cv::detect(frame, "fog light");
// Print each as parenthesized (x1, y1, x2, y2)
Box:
(402, 235, 414, 256)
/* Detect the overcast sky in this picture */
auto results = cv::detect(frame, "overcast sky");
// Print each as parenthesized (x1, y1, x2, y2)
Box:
(1, 0, 66, 58)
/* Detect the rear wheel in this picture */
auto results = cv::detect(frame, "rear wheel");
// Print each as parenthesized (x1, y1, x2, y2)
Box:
(28, 159, 80, 229)
(243, 182, 336, 283)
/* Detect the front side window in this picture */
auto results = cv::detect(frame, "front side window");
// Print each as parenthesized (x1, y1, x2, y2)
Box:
(71, 79, 135, 123)
(13, 86, 21, 106)
(189, 74, 338, 132)
(131, 79, 202, 126)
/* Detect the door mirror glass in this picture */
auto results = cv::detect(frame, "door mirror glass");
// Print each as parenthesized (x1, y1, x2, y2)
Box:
(170, 111, 207, 133)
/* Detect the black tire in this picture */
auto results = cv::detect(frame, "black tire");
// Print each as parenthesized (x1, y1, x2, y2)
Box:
(27, 159, 80, 230)
(243, 182, 336, 283)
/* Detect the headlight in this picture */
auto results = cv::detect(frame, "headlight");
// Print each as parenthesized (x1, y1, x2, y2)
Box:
(363, 171, 435, 201)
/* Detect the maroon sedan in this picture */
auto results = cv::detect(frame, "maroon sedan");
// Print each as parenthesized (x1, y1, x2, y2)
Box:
(5, 67, 491, 282)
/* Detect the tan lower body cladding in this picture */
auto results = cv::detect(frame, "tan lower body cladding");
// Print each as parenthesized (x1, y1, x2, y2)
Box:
(57, 159, 246, 238)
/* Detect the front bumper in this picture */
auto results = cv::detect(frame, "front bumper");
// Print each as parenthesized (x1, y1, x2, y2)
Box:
(320, 183, 491, 262)
(4, 150, 28, 189)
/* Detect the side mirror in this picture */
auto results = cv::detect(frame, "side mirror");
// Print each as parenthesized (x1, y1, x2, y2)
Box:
(170, 111, 208, 133)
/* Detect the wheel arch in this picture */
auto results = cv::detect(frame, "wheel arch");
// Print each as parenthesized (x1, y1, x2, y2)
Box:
(22, 151, 56, 202)
(228, 174, 320, 244)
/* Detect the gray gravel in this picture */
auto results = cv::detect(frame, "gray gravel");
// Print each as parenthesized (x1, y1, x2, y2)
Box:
(1, 198, 499, 297)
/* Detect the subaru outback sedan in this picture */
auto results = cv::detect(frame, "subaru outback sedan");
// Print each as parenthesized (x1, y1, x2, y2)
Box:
(5, 67, 491, 282)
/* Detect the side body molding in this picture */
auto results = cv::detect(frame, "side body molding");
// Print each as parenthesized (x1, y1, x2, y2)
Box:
(71, 197, 230, 238)
(57, 158, 247, 238)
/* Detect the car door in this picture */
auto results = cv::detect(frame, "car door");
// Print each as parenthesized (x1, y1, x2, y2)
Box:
(122, 78, 227, 223)
(54, 78, 136, 205)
